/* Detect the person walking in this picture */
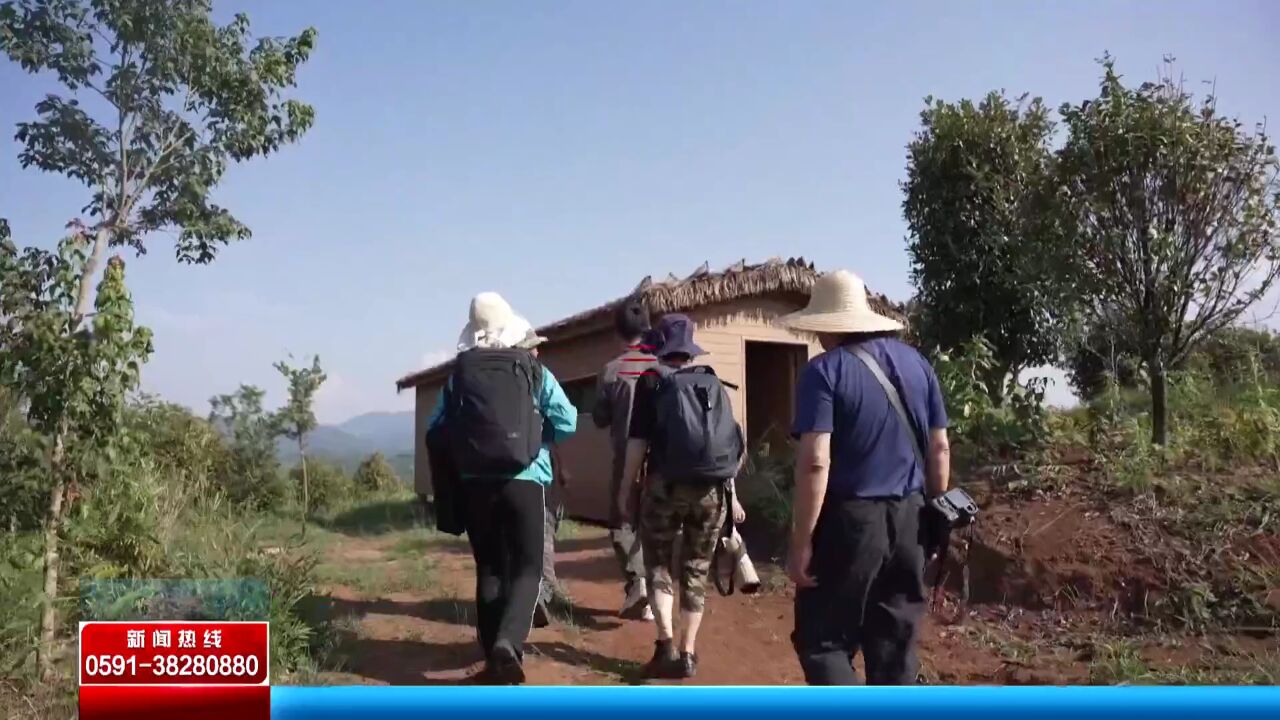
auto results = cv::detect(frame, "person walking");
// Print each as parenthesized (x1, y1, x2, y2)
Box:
(427, 293, 577, 684)
(518, 334, 574, 628)
(778, 270, 950, 686)
(621, 313, 747, 680)
(592, 301, 659, 620)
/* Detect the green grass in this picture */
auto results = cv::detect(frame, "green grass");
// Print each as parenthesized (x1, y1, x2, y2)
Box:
(1089, 640, 1151, 684)
(319, 492, 425, 536)
(556, 519, 586, 541)
(315, 553, 435, 597)
(389, 527, 440, 559)
(1088, 638, 1280, 685)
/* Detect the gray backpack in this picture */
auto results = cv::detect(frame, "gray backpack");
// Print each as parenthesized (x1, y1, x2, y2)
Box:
(654, 366, 744, 483)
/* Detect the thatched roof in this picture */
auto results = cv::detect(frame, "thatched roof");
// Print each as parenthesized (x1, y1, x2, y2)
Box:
(395, 257, 902, 390)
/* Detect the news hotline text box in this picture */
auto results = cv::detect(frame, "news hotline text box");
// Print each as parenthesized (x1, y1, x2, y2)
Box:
(79, 621, 268, 686)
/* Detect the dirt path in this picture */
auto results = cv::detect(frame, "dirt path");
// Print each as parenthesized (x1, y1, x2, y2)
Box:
(310, 522, 1060, 686)
(316, 526, 809, 685)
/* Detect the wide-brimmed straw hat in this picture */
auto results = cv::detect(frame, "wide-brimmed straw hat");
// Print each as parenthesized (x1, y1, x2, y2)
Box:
(456, 292, 545, 351)
(514, 325, 548, 350)
(777, 270, 903, 334)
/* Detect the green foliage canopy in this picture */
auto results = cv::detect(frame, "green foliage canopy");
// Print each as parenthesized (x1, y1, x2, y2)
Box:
(0, 0, 317, 264)
(274, 356, 325, 446)
(903, 91, 1073, 395)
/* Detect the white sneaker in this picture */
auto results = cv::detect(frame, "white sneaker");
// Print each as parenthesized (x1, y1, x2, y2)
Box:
(620, 582, 649, 619)
(641, 606, 654, 621)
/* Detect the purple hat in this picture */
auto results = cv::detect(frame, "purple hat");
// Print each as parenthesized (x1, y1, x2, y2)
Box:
(654, 314, 706, 359)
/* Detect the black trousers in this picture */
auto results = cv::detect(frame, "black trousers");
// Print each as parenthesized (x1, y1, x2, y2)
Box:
(464, 478, 545, 658)
(792, 493, 926, 685)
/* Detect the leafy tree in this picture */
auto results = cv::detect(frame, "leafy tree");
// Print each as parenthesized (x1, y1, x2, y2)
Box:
(1058, 57, 1280, 444)
(1186, 325, 1280, 384)
(208, 385, 283, 510)
(353, 452, 401, 493)
(274, 356, 324, 532)
(0, 0, 316, 312)
(1, 0, 315, 677)
(0, 228, 152, 679)
(1068, 322, 1280, 402)
(903, 91, 1072, 399)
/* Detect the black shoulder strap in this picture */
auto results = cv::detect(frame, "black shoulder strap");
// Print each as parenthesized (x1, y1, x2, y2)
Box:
(845, 345, 925, 466)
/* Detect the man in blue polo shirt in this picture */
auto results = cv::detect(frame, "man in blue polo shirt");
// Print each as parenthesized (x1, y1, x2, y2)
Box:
(778, 270, 951, 686)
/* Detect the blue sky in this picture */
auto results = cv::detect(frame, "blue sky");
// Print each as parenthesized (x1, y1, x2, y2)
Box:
(3, 1, 1278, 422)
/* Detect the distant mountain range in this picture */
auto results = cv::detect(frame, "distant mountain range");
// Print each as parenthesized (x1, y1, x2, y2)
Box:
(276, 410, 416, 480)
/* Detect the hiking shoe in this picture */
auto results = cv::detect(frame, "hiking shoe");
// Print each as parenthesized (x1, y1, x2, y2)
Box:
(643, 639, 679, 679)
(533, 601, 552, 628)
(489, 640, 526, 685)
(677, 652, 697, 679)
(621, 581, 649, 619)
(548, 591, 575, 620)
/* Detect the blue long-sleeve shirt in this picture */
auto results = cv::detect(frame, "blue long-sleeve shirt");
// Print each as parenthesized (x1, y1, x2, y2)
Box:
(428, 365, 577, 485)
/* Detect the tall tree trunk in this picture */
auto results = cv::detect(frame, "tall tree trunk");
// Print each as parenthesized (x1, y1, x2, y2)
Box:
(37, 431, 69, 681)
(1150, 361, 1169, 446)
(73, 228, 111, 322)
(37, 225, 111, 677)
(299, 439, 309, 538)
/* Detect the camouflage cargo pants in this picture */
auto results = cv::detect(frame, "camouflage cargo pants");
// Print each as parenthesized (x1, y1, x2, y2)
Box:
(639, 477, 727, 613)
(540, 483, 566, 605)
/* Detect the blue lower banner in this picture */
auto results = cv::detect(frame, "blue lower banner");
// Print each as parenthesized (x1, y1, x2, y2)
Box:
(271, 686, 1280, 720)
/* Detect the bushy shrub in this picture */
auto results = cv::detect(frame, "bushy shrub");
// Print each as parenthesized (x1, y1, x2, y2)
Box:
(65, 461, 168, 580)
(124, 396, 228, 501)
(1169, 367, 1280, 471)
(933, 338, 1049, 461)
(0, 533, 42, 678)
(1186, 326, 1280, 385)
(209, 386, 289, 510)
(737, 440, 796, 535)
(291, 459, 351, 513)
(166, 512, 323, 681)
(0, 405, 46, 532)
(353, 452, 401, 493)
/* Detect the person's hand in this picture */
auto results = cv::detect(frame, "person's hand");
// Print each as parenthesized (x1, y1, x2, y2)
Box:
(732, 497, 746, 525)
(787, 541, 817, 588)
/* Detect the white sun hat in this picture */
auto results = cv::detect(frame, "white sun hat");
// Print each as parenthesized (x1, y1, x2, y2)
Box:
(456, 292, 545, 351)
(777, 270, 904, 334)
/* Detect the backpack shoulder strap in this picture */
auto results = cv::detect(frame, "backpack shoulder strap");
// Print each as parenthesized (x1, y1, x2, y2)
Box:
(846, 345, 925, 467)
(678, 364, 740, 390)
(527, 355, 545, 399)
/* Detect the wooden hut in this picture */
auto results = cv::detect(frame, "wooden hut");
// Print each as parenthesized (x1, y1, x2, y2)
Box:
(394, 258, 902, 523)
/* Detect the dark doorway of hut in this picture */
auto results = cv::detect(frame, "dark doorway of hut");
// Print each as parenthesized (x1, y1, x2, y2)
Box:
(744, 341, 808, 450)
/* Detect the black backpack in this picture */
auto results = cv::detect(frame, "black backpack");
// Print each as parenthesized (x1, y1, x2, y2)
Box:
(446, 348, 544, 476)
(653, 366, 744, 483)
